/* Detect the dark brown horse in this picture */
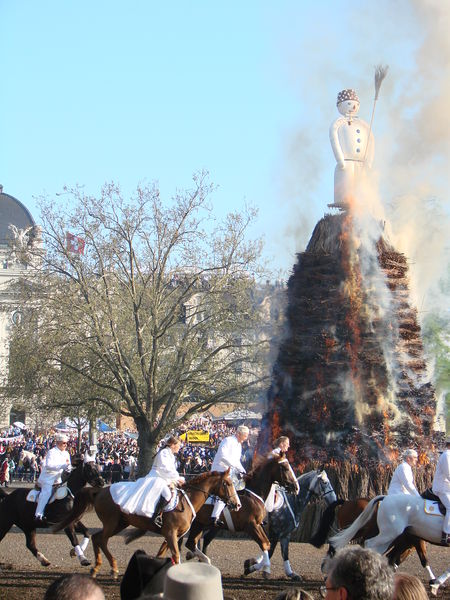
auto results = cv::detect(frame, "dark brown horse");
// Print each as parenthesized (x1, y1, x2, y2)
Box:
(184, 453, 299, 577)
(0, 459, 104, 567)
(311, 498, 435, 583)
(54, 468, 239, 578)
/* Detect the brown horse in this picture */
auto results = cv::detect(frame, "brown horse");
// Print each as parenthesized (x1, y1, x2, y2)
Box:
(53, 468, 239, 578)
(311, 498, 435, 583)
(184, 453, 299, 576)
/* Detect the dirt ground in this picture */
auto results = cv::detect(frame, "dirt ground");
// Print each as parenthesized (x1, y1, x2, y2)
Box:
(0, 488, 449, 600)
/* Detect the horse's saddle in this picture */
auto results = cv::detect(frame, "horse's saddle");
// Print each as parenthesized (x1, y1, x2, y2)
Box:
(421, 488, 446, 516)
(26, 483, 73, 504)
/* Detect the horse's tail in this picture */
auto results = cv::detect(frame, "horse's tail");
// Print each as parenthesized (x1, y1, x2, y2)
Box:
(310, 499, 344, 548)
(329, 495, 384, 550)
(124, 527, 147, 545)
(52, 487, 100, 533)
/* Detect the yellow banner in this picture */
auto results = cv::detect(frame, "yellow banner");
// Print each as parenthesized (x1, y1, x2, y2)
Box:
(184, 430, 210, 443)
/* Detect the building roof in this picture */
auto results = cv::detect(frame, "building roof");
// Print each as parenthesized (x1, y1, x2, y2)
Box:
(0, 188, 35, 247)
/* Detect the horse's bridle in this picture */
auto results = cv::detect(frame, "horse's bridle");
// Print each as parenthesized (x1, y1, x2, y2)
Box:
(184, 476, 237, 508)
(309, 474, 334, 501)
(275, 458, 298, 493)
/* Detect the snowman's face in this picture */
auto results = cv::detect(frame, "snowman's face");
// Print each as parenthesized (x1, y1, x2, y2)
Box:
(338, 99, 360, 117)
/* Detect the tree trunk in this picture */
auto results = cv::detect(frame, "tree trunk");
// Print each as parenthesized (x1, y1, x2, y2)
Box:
(135, 417, 158, 478)
(77, 425, 82, 452)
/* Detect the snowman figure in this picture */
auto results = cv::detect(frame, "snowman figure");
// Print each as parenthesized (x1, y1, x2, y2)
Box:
(330, 89, 374, 208)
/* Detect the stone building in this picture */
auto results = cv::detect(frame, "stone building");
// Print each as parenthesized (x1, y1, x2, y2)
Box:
(0, 185, 40, 428)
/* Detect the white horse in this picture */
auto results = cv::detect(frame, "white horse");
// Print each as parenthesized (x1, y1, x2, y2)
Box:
(330, 493, 447, 557)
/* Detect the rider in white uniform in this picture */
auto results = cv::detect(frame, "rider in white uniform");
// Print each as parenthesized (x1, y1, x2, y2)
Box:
(432, 437, 450, 546)
(110, 436, 184, 526)
(210, 425, 248, 526)
(388, 449, 420, 496)
(35, 433, 72, 522)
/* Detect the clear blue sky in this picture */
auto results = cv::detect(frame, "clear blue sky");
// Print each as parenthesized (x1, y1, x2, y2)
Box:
(1, 1, 448, 277)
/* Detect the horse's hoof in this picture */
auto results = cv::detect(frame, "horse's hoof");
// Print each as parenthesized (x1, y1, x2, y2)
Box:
(70, 548, 76, 558)
(90, 569, 97, 578)
(262, 571, 270, 580)
(186, 551, 194, 561)
(111, 570, 119, 580)
(42, 560, 51, 567)
(429, 579, 437, 585)
(81, 559, 91, 567)
(243, 559, 252, 576)
(289, 573, 303, 582)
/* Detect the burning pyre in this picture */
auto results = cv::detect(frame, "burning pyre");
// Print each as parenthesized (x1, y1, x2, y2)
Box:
(258, 212, 437, 538)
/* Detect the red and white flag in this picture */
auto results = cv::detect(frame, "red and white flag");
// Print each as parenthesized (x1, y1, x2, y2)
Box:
(66, 232, 85, 255)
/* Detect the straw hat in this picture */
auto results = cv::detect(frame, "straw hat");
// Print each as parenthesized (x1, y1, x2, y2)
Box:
(163, 563, 223, 600)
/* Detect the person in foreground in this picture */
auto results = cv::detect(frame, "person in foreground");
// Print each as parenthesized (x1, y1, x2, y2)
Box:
(35, 433, 72, 523)
(44, 574, 105, 600)
(432, 435, 450, 546)
(392, 573, 428, 600)
(320, 546, 394, 599)
(110, 435, 184, 526)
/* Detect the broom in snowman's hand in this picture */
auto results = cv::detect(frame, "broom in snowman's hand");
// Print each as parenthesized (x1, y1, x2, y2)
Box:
(363, 64, 389, 161)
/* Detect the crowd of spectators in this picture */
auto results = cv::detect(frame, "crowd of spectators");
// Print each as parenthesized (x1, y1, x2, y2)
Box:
(0, 416, 259, 485)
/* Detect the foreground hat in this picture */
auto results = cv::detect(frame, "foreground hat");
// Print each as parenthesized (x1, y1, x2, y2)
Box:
(55, 433, 68, 443)
(120, 550, 171, 600)
(164, 563, 223, 600)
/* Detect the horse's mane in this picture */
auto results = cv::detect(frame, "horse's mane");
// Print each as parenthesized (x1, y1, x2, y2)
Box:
(245, 454, 274, 480)
(185, 471, 217, 486)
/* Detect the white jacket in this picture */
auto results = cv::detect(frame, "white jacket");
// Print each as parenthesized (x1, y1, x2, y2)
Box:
(433, 449, 450, 495)
(211, 435, 245, 474)
(148, 447, 183, 483)
(37, 446, 72, 486)
(388, 462, 420, 496)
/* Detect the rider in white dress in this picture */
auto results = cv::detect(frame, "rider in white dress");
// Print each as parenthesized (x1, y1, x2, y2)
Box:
(210, 425, 248, 526)
(387, 449, 420, 496)
(110, 436, 184, 525)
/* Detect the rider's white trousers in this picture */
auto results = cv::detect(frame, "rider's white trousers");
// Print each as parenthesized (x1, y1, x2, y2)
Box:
(212, 499, 225, 519)
(35, 483, 53, 516)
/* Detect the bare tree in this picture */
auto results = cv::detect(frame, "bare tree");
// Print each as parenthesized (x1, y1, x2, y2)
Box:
(7, 173, 271, 473)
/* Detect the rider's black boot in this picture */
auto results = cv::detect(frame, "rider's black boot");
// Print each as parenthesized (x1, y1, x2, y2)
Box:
(152, 496, 169, 528)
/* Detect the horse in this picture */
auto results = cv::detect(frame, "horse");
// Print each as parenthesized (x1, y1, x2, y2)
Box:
(240, 469, 337, 580)
(311, 498, 435, 581)
(0, 459, 104, 567)
(267, 469, 337, 580)
(53, 468, 240, 578)
(329, 495, 448, 582)
(184, 453, 299, 576)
